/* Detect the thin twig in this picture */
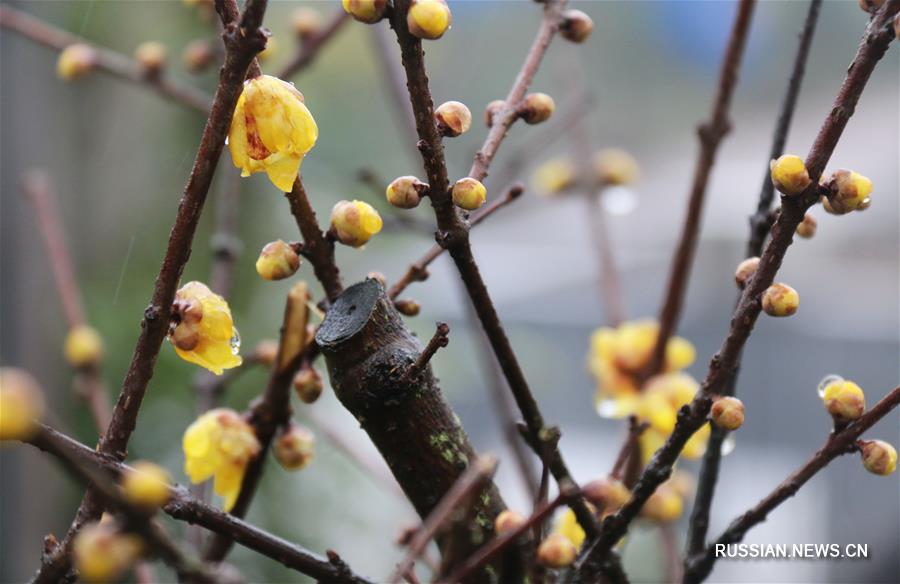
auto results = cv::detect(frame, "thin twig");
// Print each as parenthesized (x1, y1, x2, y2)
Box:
(685, 0, 823, 560)
(684, 385, 900, 583)
(609, 417, 648, 481)
(29, 3, 271, 581)
(277, 10, 349, 80)
(0, 5, 211, 113)
(286, 177, 344, 303)
(400, 322, 450, 384)
(643, 0, 757, 381)
(24, 425, 374, 584)
(388, 456, 498, 583)
(573, 4, 899, 577)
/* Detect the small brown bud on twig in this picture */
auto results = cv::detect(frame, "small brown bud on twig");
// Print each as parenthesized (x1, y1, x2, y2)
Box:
(795, 213, 817, 238)
(484, 99, 506, 127)
(559, 9, 594, 43)
(710, 396, 745, 431)
(519, 92, 555, 125)
(134, 41, 167, 75)
(734, 257, 759, 289)
(293, 366, 324, 404)
(256, 240, 301, 281)
(291, 7, 322, 41)
(395, 298, 421, 317)
(183, 40, 215, 73)
(386, 176, 428, 209)
(435, 100, 472, 137)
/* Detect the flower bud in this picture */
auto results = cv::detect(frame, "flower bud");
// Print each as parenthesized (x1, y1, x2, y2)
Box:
(859, 440, 897, 476)
(134, 41, 167, 74)
(57, 44, 96, 81)
(710, 396, 745, 431)
(762, 283, 799, 317)
(825, 169, 872, 213)
(395, 298, 421, 317)
(593, 148, 639, 186)
(582, 478, 630, 513)
(484, 99, 506, 127)
(256, 240, 301, 281)
(435, 101, 472, 137)
(451, 177, 487, 210)
(537, 533, 577, 568)
(64, 325, 105, 368)
(822, 379, 865, 422)
(795, 213, 817, 239)
(291, 7, 322, 40)
(640, 486, 682, 523)
(532, 158, 577, 196)
(122, 461, 172, 509)
(330, 200, 383, 247)
(386, 176, 427, 209)
(520, 92, 555, 125)
(183, 40, 215, 73)
(770, 154, 811, 196)
(253, 339, 279, 366)
(274, 424, 315, 471)
(407, 0, 452, 40)
(73, 522, 143, 584)
(0, 368, 45, 441)
(559, 9, 594, 43)
(734, 257, 759, 289)
(858, 0, 884, 13)
(342, 0, 387, 24)
(494, 510, 527, 535)
(292, 366, 324, 404)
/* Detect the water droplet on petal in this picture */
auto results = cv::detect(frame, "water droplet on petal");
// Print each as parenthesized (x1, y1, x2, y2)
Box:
(721, 433, 736, 456)
(230, 328, 241, 355)
(602, 186, 638, 216)
(817, 374, 843, 399)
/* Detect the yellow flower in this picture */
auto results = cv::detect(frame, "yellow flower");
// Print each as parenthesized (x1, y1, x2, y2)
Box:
(532, 158, 577, 196)
(57, 44, 96, 81)
(182, 408, 260, 511)
(537, 533, 577, 568)
(64, 325, 105, 368)
(770, 154, 811, 195)
(330, 200, 383, 247)
(122, 461, 172, 509)
(168, 281, 242, 375)
(553, 508, 586, 549)
(407, 0, 452, 40)
(228, 75, 318, 192)
(640, 484, 683, 523)
(73, 522, 143, 584)
(0, 368, 45, 441)
(593, 149, 639, 186)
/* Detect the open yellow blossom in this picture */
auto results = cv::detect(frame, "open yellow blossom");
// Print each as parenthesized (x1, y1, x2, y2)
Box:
(182, 408, 260, 511)
(532, 158, 577, 196)
(0, 368, 45, 441)
(73, 522, 143, 584)
(64, 325, 105, 368)
(229, 75, 318, 192)
(553, 508, 586, 549)
(330, 200, 383, 247)
(168, 281, 241, 375)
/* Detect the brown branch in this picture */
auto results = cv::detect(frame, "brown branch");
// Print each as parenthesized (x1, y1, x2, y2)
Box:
(388, 183, 524, 300)
(684, 385, 900, 583)
(277, 10, 350, 80)
(685, 0, 823, 559)
(0, 5, 212, 113)
(609, 417, 648, 482)
(573, 4, 899, 577)
(286, 175, 344, 303)
(400, 322, 450, 384)
(643, 0, 757, 380)
(389, 456, 498, 583)
(24, 425, 374, 583)
(29, 3, 271, 581)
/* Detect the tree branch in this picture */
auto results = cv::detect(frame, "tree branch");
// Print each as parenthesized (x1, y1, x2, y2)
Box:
(685, 0, 823, 559)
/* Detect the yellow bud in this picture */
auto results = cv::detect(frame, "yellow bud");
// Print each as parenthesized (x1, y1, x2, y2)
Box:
(407, 0, 452, 40)
(435, 101, 472, 137)
(582, 478, 630, 514)
(183, 40, 214, 73)
(859, 440, 897, 476)
(57, 44, 96, 81)
(122, 461, 172, 509)
(494, 510, 527, 535)
(292, 367, 323, 404)
(64, 325, 105, 368)
(330, 200, 383, 247)
(826, 169, 872, 213)
(559, 9, 594, 43)
(520, 92, 555, 125)
(710, 396, 745, 431)
(73, 523, 143, 584)
(342, 0, 387, 24)
(795, 213, 817, 239)
(0, 368, 45, 441)
(395, 298, 421, 317)
(253, 339, 279, 366)
(640, 486, 683, 522)
(134, 41, 167, 73)
(255, 240, 300, 281)
(451, 177, 487, 211)
(257, 36, 277, 62)
(762, 283, 799, 317)
(274, 424, 315, 471)
(484, 99, 506, 128)
(291, 7, 322, 40)
(386, 176, 426, 209)
(770, 155, 811, 196)
(592, 149, 639, 186)
(822, 380, 865, 422)
(532, 158, 577, 196)
(537, 533, 577, 568)
(552, 508, 586, 549)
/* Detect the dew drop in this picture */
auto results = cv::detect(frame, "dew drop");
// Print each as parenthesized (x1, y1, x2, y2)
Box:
(721, 433, 736, 456)
(817, 374, 843, 398)
(602, 186, 638, 216)
(230, 327, 242, 355)
(596, 397, 624, 419)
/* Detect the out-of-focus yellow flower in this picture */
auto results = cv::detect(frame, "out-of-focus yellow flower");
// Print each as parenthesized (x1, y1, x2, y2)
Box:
(57, 44, 96, 81)
(342, 0, 387, 24)
(291, 7, 322, 39)
(64, 325, 105, 368)
(537, 533, 577, 568)
(73, 522, 143, 584)
(593, 149, 639, 186)
(134, 41, 167, 73)
(494, 510, 526, 535)
(553, 508, 586, 549)
(122, 461, 172, 509)
(182, 408, 260, 511)
(640, 484, 683, 523)
(532, 158, 577, 196)
(168, 282, 241, 375)
(273, 424, 315, 471)
(228, 75, 318, 192)
(582, 478, 630, 516)
(330, 200, 383, 247)
(407, 0, 452, 40)
(770, 154, 811, 196)
(257, 36, 278, 61)
(859, 440, 896, 476)
(0, 368, 45, 441)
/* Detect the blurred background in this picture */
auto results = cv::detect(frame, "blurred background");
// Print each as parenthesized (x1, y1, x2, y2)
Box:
(1, 1, 897, 582)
